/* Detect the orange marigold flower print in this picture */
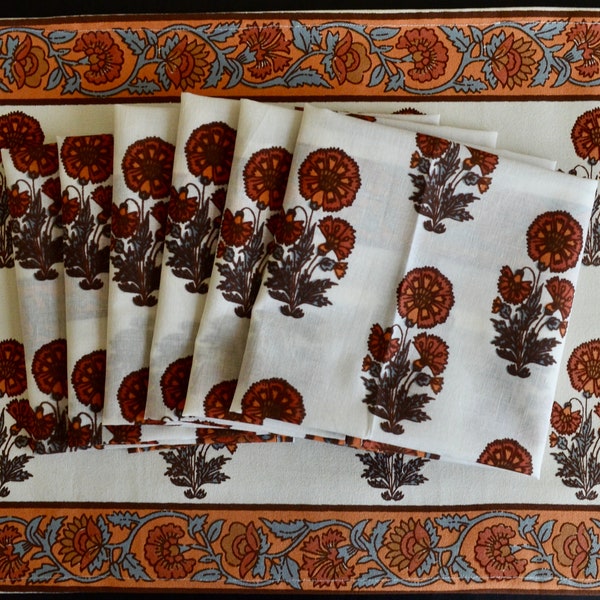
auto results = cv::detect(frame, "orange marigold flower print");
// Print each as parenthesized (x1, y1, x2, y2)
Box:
(464, 147, 499, 175)
(567, 22, 600, 79)
(397, 266, 454, 329)
(92, 185, 112, 223)
(163, 36, 209, 90)
(243, 146, 292, 211)
(57, 515, 104, 572)
(239, 22, 292, 80)
(168, 187, 198, 223)
(31, 338, 67, 400)
(301, 528, 354, 588)
(160, 355, 193, 416)
(545, 276, 575, 320)
(43, 177, 62, 212)
(527, 211, 583, 273)
(415, 133, 450, 159)
(477, 438, 533, 475)
(117, 367, 148, 423)
(10, 36, 49, 89)
(7, 185, 30, 218)
(27, 406, 56, 440)
(474, 524, 527, 579)
(0, 111, 44, 150)
(144, 523, 195, 580)
(104, 424, 141, 445)
(0, 339, 27, 397)
(550, 401, 582, 435)
(385, 518, 433, 576)
(266, 209, 304, 245)
(552, 522, 593, 579)
(241, 378, 305, 425)
(71, 350, 106, 413)
(10, 143, 58, 178)
(6, 399, 34, 434)
(67, 416, 92, 449)
(396, 27, 449, 83)
(317, 216, 356, 260)
(111, 203, 139, 238)
(61, 192, 79, 225)
(60, 134, 114, 184)
(412, 333, 449, 375)
(571, 108, 600, 162)
(0, 525, 29, 581)
(185, 121, 236, 185)
(298, 148, 361, 212)
(497, 265, 532, 304)
(368, 323, 400, 363)
(488, 33, 536, 89)
(121, 136, 175, 200)
(331, 31, 372, 85)
(73, 31, 124, 85)
(567, 339, 600, 398)
(221, 209, 253, 247)
(221, 521, 263, 578)
(204, 379, 241, 421)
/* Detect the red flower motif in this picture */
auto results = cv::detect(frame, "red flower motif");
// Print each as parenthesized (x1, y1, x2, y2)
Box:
(61, 192, 79, 225)
(58, 515, 104, 572)
(243, 146, 292, 211)
(301, 528, 354, 588)
(117, 368, 148, 423)
(567, 22, 600, 79)
(10, 143, 58, 178)
(6, 399, 34, 434)
(545, 276, 575, 320)
(550, 401, 582, 435)
(185, 121, 236, 185)
(10, 36, 49, 89)
(221, 521, 263, 578)
(239, 22, 291, 80)
(571, 108, 600, 161)
(396, 27, 449, 83)
(464, 147, 499, 175)
(412, 333, 449, 375)
(121, 137, 175, 200)
(26, 406, 56, 440)
(67, 416, 92, 449)
(415, 133, 450, 159)
(0, 339, 27, 397)
(299, 148, 361, 212)
(527, 211, 583, 273)
(488, 33, 536, 89)
(168, 187, 198, 224)
(163, 35, 209, 90)
(497, 266, 532, 304)
(241, 378, 305, 425)
(567, 339, 600, 398)
(221, 209, 253, 247)
(160, 356, 192, 416)
(474, 524, 527, 579)
(552, 522, 593, 578)
(331, 31, 372, 84)
(144, 523, 195, 580)
(477, 438, 533, 475)
(6, 185, 30, 218)
(31, 338, 67, 400)
(104, 424, 141, 445)
(385, 518, 433, 576)
(60, 134, 114, 184)
(397, 266, 455, 329)
(210, 187, 227, 213)
(91, 185, 113, 223)
(266, 209, 304, 245)
(0, 111, 44, 150)
(110, 203, 139, 238)
(317, 216, 356, 260)
(43, 177, 62, 215)
(71, 350, 106, 413)
(368, 324, 400, 363)
(73, 31, 124, 84)
(0, 525, 29, 581)
(204, 379, 242, 421)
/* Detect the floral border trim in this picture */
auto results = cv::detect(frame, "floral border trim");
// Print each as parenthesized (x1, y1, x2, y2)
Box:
(1, 12, 600, 102)
(0, 504, 599, 591)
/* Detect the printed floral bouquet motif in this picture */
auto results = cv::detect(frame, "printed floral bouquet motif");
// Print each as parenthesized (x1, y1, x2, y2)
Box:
(165, 121, 236, 295)
(60, 134, 113, 290)
(264, 147, 361, 318)
(110, 136, 175, 307)
(216, 145, 292, 318)
(408, 133, 498, 234)
(490, 210, 583, 378)
(362, 266, 455, 435)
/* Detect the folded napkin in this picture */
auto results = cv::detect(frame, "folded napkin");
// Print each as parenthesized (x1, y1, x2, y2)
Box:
(144, 92, 240, 423)
(227, 105, 597, 477)
(57, 133, 114, 448)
